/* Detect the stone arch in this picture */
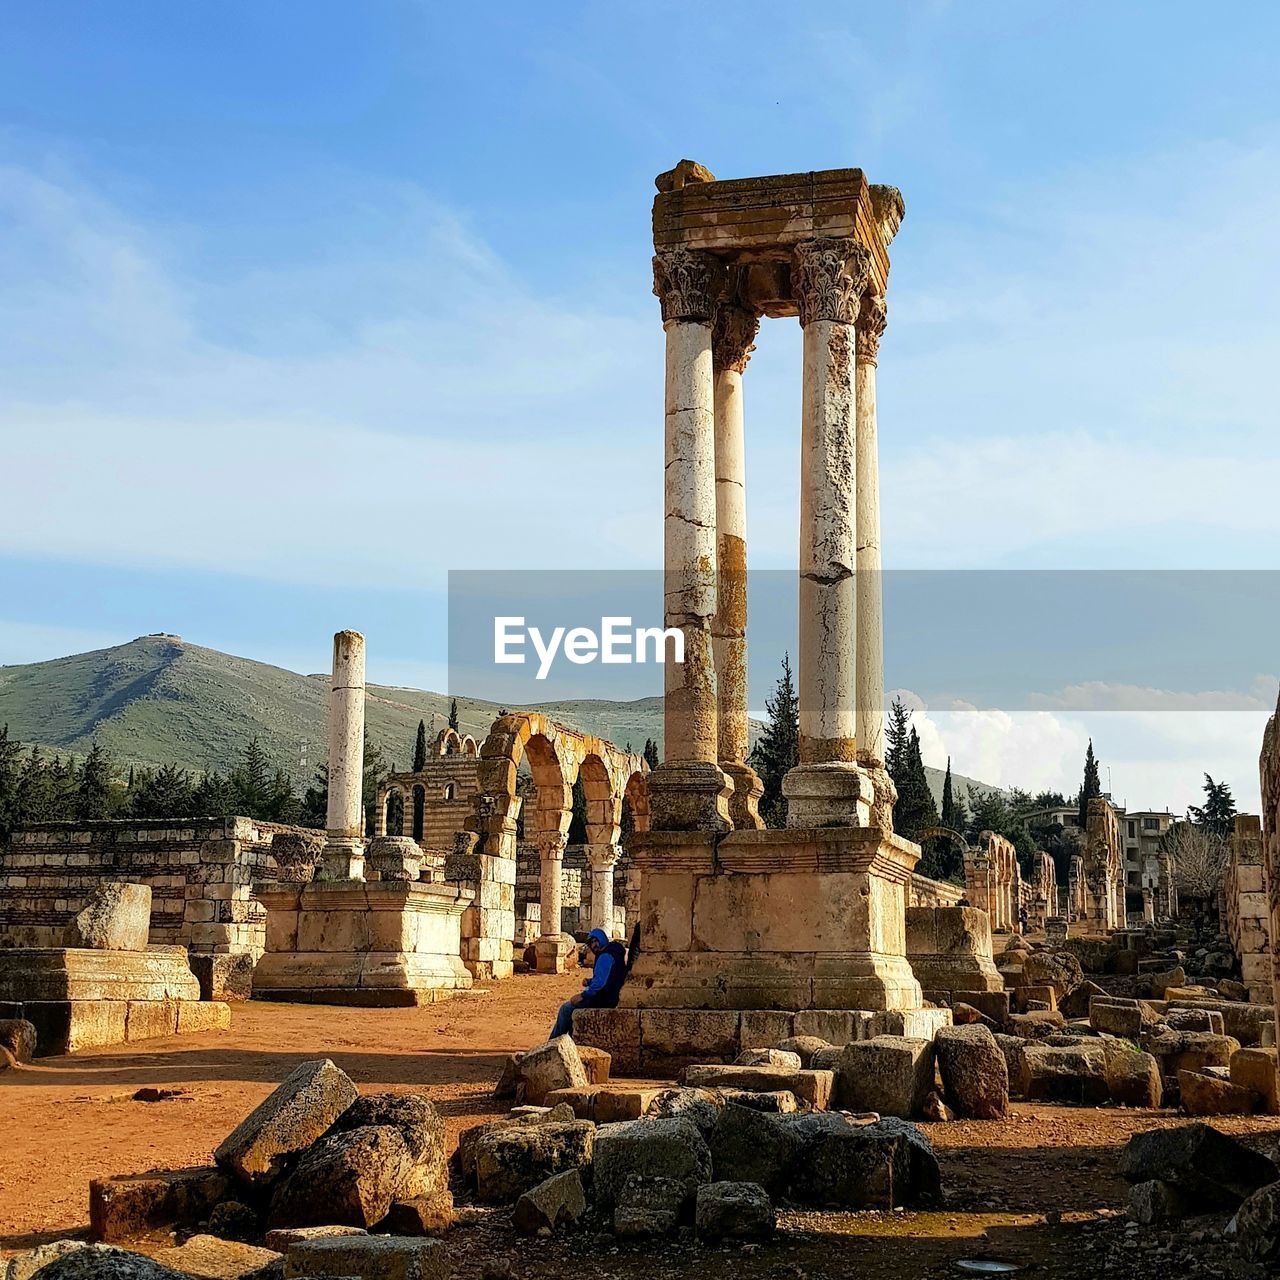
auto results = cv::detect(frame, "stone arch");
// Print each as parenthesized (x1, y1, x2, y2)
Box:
(444, 781, 456, 802)
(384, 786, 405, 837)
(623, 768, 650, 838)
(460, 734, 479, 757)
(579, 752, 620, 847)
(435, 727, 463, 756)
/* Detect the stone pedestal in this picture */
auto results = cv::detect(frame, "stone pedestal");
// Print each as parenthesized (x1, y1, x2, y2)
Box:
(252, 880, 474, 1006)
(904, 906, 1004, 999)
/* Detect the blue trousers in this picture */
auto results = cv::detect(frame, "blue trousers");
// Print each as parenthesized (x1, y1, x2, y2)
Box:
(550, 999, 576, 1040)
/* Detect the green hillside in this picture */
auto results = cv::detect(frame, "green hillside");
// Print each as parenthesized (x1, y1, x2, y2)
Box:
(0, 635, 995, 805)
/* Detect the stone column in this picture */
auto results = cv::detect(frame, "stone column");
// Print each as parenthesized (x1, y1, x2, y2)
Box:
(586, 842, 621, 934)
(649, 247, 733, 832)
(712, 298, 764, 829)
(783, 238, 874, 828)
(535, 833, 574, 972)
(323, 629, 366, 879)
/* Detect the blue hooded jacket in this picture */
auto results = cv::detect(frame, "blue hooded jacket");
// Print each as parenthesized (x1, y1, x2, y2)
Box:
(580, 928, 628, 1007)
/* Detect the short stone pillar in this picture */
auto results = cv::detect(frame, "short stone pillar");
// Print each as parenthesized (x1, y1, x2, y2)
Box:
(586, 842, 621, 935)
(366, 835, 424, 882)
(1142, 887, 1156, 924)
(905, 906, 1004, 1000)
(1044, 915, 1068, 946)
(535, 834, 576, 972)
(323, 630, 366, 880)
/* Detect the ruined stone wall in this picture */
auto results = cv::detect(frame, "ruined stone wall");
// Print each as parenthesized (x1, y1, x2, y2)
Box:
(513, 841, 628, 941)
(1084, 796, 1124, 933)
(1226, 814, 1270, 1002)
(376, 756, 480, 851)
(1259, 700, 1280, 1048)
(0, 817, 312, 957)
(907, 872, 966, 909)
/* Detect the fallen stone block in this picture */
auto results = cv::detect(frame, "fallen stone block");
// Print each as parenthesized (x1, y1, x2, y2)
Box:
(775, 1035, 832, 1066)
(3, 1241, 88, 1280)
(643, 1086, 724, 1135)
(995, 1034, 1028, 1097)
(1143, 1030, 1241, 1078)
(382, 1194, 454, 1237)
(453, 1108, 575, 1181)
(935, 1025, 1008, 1119)
(1007, 1011, 1066, 1040)
(706, 1102, 804, 1195)
(735, 1048, 801, 1069)
(152, 1235, 281, 1279)
(1148, 966, 1186, 998)
(284, 1234, 450, 1280)
(1059, 979, 1106, 1020)
(0, 1018, 36, 1064)
(593, 1117, 711, 1209)
(787, 1114, 941, 1209)
(1022, 950, 1083, 998)
(513, 1169, 586, 1236)
(331, 1093, 447, 1202)
(189, 954, 255, 1003)
(1230, 1047, 1280, 1115)
(837, 1036, 933, 1118)
(1089, 998, 1143, 1038)
(576, 1044, 611, 1084)
(471, 1120, 595, 1203)
(263, 1227, 367, 1253)
(20, 1245, 190, 1280)
(1129, 1179, 1188, 1225)
(64, 883, 151, 952)
(951, 990, 1011, 1027)
(1165, 1008, 1224, 1034)
(1119, 1121, 1278, 1207)
(695, 1181, 775, 1240)
(1103, 1048, 1163, 1108)
(1020, 1044, 1109, 1105)
(952, 1003, 998, 1032)
(269, 1126, 412, 1229)
(517, 1036, 587, 1106)
(204, 1200, 259, 1244)
(613, 1174, 685, 1237)
(1178, 1069, 1256, 1116)
(215, 1059, 358, 1185)
(1229, 1180, 1280, 1264)
(683, 1063, 833, 1110)
(720, 1088, 798, 1113)
(90, 1166, 231, 1243)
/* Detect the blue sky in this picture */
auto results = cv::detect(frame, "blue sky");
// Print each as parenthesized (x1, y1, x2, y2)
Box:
(1, 2, 1278, 809)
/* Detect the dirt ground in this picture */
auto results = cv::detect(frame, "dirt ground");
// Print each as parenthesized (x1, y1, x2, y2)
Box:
(3, 971, 1279, 1279)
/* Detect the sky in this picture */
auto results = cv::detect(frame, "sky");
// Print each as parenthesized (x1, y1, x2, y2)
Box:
(1, 2, 1278, 811)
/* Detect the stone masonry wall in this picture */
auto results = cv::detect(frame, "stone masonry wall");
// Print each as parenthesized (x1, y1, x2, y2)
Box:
(0, 816, 315, 957)
(908, 872, 966, 909)
(1227, 814, 1270, 1002)
(1260, 697, 1280, 1049)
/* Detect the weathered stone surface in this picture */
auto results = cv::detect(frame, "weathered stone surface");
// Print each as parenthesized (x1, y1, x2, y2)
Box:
(706, 1103, 804, 1195)
(517, 1037, 588, 1106)
(1104, 1049, 1163, 1108)
(735, 1048, 802, 1069)
(263, 1228, 366, 1253)
(576, 1045, 611, 1085)
(216, 1059, 358, 1185)
(787, 1114, 941, 1209)
(1020, 1044, 1109, 1105)
(512, 1169, 587, 1236)
(1129, 1179, 1188, 1225)
(1143, 1030, 1241, 1078)
(90, 1166, 231, 1243)
(471, 1121, 595, 1203)
(695, 1181, 775, 1239)
(1230, 1047, 1280, 1114)
(2, 1239, 87, 1280)
(683, 1063, 833, 1109)
(837, 1037, 933, 1118)
(934, 1025, 1007, 1119)
(995, 1034, 1028, 1097)
(189, 954, 255, 1003)
(1023, 951, 1083, 998)
(1230, 1180, 1280, 1263)
(331, 1094, 446, 1201)
(720, 1088, 798, 1113)
(775, 1035, 832, 1067)
(1089, 998, 1143, 1038)
(1119, 1122, 1278, 1207)
(269, 1127, 412, 1229)
(204, 1201, 260, 1245)
(1059, 979, 1106, 1020)
(612, 1175, 685, 1237)
(63, 883, 151, 952)
(1149, 965, 1186, 998)
(1178, 1069, 1256, 1116)
(0, 1017, 36, 1063)
(381, 1195, 454, 1237)
(643, 1086, 724, 1135)
(152, 1235, 281, 1280)
(283, 1235, 450, 1280)
(1007, 1011, 1065, 1040)
(593, 1117, 712, 1209)
(23, 1245, 190, 1280)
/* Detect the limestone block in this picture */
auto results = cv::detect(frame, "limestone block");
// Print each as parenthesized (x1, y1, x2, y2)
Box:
(63, 883, 152, 951)
(283, 1235, 449, 1280)
(513, 1169, 587, 1236)
(639, 1009, 739, 1063)
(0, 1017, 38, 1063)
(518, 1036, 588, 1106)
(0, 948, 200, 1004)
(704, 1101, 804, 1194)
(612, 1174, 685, 1237)
(90, 1166, 231, 1242)
(593, 1117, 711, 1209)
(1119, 1121, 1278, 1206)
(793, 1009, 869, 1044)
(682, 1064, 833, 1110)
(1231, 1047, 1280, 1114)
(738, 1009, 794, 1048)
(1130, 1179, 1189, 1225)
(177, 1001, 232, 1035)
(837, 1037, 934, 1118)
(775, 1035, 833, 1067)
(215, 1058, 359, 1184)
(471, 1120, 595, 1203)
(22, 1000, 127, 1056)
(736, 1048, 802, 1069)
(153, 1235, 281, 1279)
(786, 1113, 942, 1209)
(124, 1000, 179, 1042)
(695, 1181, 775, 1240)
(269, 1126, 412, 1229)
(577, 1044, 611, 1084)
(1089, 998, 1143, 1038)
(1104, 1048, 1163, 1108)
(332, 1093, 448, 1202)
(934, 1025, 1008, 1119)
(1230, 1181, 1280, 1264)
(571, 1007, 641, 1073)
(1020, 1044, 1110, 1105)
(263, 1227, 367, 1253)
(1179, 1069, 1256, 1116)
(1165, 1008, 1224, 1034)
(381, 1194, 455, 1237)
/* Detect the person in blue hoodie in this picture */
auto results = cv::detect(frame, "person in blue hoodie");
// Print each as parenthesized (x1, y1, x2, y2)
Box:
(549, 927, 628, 1040)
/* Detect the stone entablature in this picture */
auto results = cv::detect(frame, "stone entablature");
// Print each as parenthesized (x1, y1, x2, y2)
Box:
(0, 816, 313, 957)
(1226, 814, 1270, 1002)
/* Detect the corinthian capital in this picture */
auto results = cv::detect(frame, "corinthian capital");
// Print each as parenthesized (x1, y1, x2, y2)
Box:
(536, 832, 568, 861)
(653, 248, 723, 323)
(712, 302, 759, 374)
(792, 238, 872, 327)
(855, 292, 887, 364)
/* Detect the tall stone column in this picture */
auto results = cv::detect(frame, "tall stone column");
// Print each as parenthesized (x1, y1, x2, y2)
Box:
(323, 629, 366, 879)
(649, 247, 734, 832)
(586, 842, 621, 934)
(783, 237, 874, 828)
(535, 833, 574, 972)
(712, 299, 764, 829)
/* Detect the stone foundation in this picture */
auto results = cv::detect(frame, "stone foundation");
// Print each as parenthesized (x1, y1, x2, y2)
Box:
(905, 906, 1004, 996)
(252, 879, 474, 1006)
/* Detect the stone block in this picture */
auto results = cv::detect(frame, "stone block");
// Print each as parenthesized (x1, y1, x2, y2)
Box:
(1230, 1181, 1280, 1264)
(470, 1121, 595, 1203)
(738, 1009, 794, 1048)
(593, 1117, 712, 1209)
(1179, 1069, 1257, 1116)
(215, 1058, 359, 1185)
(1020, 1044, 1109, 1105)
(124, 1001, 179, 1042)
(189, 953, 255, 1002)
(22, 1000, 127, 1056)
(576, 1044, 611, 1084)
(177, 1001, 232, 1035)
(695, 1181, 775, 1239)
(1129, 1179, 1188, 1225)
(775, 1035, 833, 1067)
(837, 1037, 934, 1118)
(787, 1113, 942, 1209)
(331, 1093, 448, 1202)
(1104, 1048, 1163, 1108)
(284, 1235, 449, 1280)
(269, 1126, 412, 1228)
(613, 1174, 685, 1237)
(736, 1048, 802, 1069)
(90, 1166, 231, 1242)
(518, 1036, 587, 1106)
(382, 1193, 455, 1237)
(153, 1235, 281, 1279)
(871, 1007, 952, 1039)
(1089, 998, 1143, 1038)
(0, 1018, 37, 1063)
(513, 1169, 587, 1236)
(792, 1009, 866, 1043)
(1230, 1047, 1280, 1115)
(570, 1007, 640, 1074)
(682, 1064, 833, 1109)
(639, 1009, 739, 1064)
(64, 882, 152, 951)
(263, 1227, 367, 1252)
(934, 1025, 1008, 1119)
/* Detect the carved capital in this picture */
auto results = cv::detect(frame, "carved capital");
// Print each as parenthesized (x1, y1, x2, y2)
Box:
(535, 832, 568, 861)
(712, 302, 759, 374)
(586, 842, 621, 870)
(653, 248, 723, 323)
(856, 293, 887, 364)
(792, 238, 872, 327)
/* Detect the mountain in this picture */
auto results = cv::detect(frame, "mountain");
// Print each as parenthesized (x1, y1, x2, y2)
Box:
(0, 635, 997, 805)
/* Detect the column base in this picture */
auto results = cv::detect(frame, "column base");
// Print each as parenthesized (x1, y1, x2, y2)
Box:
(648, 760, 734, 833)
(783, 761, 873, 828)
(534, 935, 578, 974)
(320, 838, 365, 880)
(856, 752, 898, 837)
(721, 761, 765, 830)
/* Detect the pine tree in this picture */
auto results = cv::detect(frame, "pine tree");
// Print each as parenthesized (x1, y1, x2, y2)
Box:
(192, 770, 237, 818)
(0, 725, 24, 839)
(129, 763, 195, 818)
(1190, 774, 1237, 840)
(231, 737, 273, 818)
(413, 720, 428, 772)
(1077, 739, 1101, 829)
(75, 743, 115, 820)
(643, 738, 660, 770)
(448, 699, 460, 732)
(749, 653, 799, 828)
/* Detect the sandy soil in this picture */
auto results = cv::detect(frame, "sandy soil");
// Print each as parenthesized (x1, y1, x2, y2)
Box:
(4, 972, 1279, 1278)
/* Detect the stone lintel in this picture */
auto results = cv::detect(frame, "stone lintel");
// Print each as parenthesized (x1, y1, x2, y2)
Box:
(0, 947, 201, 1004)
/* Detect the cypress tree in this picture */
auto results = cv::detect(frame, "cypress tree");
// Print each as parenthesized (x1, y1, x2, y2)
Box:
(940, 757, 956, 830)
(75, 743, 115, 821)
(749, 653, 799, 828)
(413, 720, 428, 771)
(643, 738, 660, 770)
(448, 699, 460, 732)
(1077, 739, 1101, 829)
